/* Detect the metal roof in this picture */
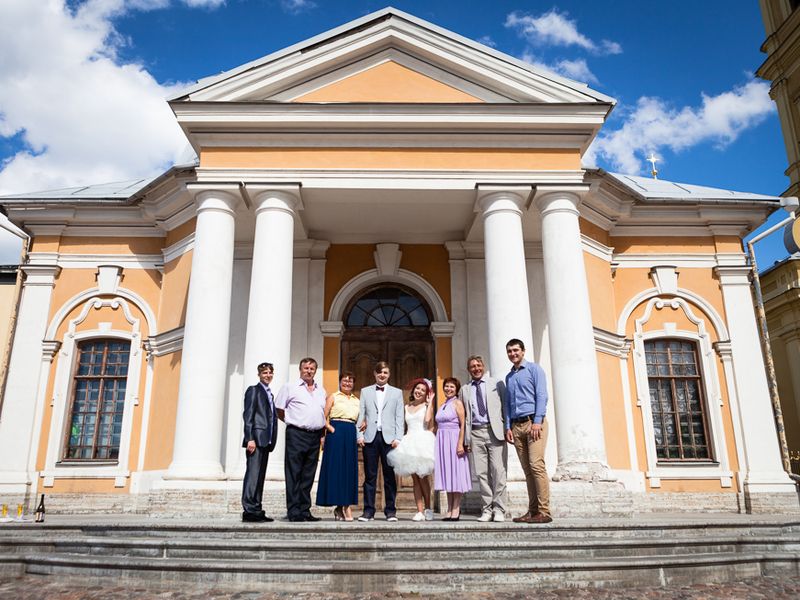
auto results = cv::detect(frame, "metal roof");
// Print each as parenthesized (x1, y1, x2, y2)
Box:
(601, 171, 780, 202)
(0, 167, 781, 205)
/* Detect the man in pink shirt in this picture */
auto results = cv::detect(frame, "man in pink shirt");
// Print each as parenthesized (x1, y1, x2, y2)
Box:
(274, 357, 327, 522)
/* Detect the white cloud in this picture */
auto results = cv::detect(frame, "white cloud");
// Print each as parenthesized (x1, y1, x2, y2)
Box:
(505, 9, 621, 55)
(520, 52, 598, 84)
(584, 79, 775, 174)
(0, 0, 209, 196)
(477, 35, 497, 48)
(281, 0, 315, 15)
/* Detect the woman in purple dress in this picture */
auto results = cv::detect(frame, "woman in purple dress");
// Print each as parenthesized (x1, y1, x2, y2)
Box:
(433, 377, 471, 520)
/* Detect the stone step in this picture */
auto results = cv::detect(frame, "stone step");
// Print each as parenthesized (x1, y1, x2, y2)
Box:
(1, 533, 798, 562)
(1, 550, 798, 592)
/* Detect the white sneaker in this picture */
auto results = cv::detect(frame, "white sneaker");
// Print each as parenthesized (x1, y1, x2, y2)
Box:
(477, 510, 493, 522)
(386, 515, 398, 522)
(412, 511, 425, 521)
(424, 508, 434, 521)
(493, 510, 505, 522)
(357, 515, 373, 522)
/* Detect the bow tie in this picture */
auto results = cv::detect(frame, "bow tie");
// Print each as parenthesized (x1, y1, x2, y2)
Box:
(375, 386, 385, 392)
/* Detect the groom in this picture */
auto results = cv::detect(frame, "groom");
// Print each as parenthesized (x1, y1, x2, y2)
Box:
(356, 361, 405, 522)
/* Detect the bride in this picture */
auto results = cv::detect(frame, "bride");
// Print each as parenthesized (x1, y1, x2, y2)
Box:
(387, 378, 436, 521)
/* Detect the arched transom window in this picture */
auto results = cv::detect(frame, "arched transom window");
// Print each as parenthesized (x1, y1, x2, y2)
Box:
(345, 286, 431, 327)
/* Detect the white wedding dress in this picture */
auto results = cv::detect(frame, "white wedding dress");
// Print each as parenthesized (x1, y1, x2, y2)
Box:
(387, 404, 435, 476)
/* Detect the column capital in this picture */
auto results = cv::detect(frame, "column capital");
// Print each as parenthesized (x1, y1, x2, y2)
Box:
(187, 184, 242, 216)
(714, 265, 752, 286)
(475, 184, 532, 215)
(533, 185, 590, 216)
(246, 184, 303, 215)
(20, 264, 60, 286)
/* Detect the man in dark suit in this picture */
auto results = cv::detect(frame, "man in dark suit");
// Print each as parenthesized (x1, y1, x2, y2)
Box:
(356, 361, 405, 522)
(242, 362, 278, 523)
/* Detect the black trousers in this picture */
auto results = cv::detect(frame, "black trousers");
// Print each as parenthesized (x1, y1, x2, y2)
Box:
(362, 431, 397, 518)
(241, 446, 270, 515)
(284, 425, 322, 520)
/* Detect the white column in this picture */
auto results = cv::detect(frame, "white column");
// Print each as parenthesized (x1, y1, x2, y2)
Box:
(477, 187, 534, 378)
(241, 188, 300, 477)
(0, 265, 60, 496)
(166, 188, 239, 480)
(534, 190, 609, 481)
(716, 265, 795, 494)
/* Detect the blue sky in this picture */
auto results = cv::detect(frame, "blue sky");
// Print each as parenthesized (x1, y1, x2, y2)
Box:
(0, 0, 793, 265)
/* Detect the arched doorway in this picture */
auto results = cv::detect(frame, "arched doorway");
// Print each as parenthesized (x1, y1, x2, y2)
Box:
(341, 285, 435, 388)
(340, 284, 436, 512)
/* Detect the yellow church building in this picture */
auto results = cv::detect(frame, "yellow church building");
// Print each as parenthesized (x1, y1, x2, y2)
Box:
(0, 8, 795, 516)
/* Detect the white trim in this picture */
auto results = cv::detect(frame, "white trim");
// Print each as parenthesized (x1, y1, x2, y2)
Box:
(47, 286, 158, 339)
(26, 252, 163, 271)
(613, 253, 719, 269)
(593, 327, 631, 358)
(163, 233, 194, 264)
(271, 48, 511, 103)
(41, 298, 143, 487)
(143, 327, 184, 358)
(617, 286, 729, 341)
(327, 267, 449, 322)
(630, 297, 733, 488)
(581, 235, 614, 262)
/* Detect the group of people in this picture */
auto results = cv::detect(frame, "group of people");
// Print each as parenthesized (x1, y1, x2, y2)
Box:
(240, 338, 552, 525)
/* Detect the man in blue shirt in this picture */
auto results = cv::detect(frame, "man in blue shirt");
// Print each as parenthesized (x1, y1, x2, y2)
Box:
(504, 338, 552, 523)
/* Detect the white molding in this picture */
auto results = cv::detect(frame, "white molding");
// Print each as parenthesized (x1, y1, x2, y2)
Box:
(143, 327, 184, 358)
(430, 321, 455, 337)
(593, 327, 631, 357)
(581, 235, 613, 262)
(42, 298, 143, 487)
(47, 286, 158, 340)
(613, 253, 719, 269)
(163, 233, 194, 264)
(271, 48, 512, 103)
(616, 286, 729, 341)
(320, 321, 344, 337)
(630, 297, 733, 488)
(185, 15, 606, 105)
(327, 267, 449, 322)
(27, 251, 163, 271)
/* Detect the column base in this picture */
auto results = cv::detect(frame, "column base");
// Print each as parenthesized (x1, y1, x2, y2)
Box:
(553, 461, 615, 483)
(163, 460, 226, 481)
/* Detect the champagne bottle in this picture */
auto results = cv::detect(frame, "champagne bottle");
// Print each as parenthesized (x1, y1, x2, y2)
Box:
(34, 494, 45, 523)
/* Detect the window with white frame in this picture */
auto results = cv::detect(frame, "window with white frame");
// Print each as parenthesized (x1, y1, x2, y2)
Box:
(63, 338, 131, 461)
(644, 338, 712, 462)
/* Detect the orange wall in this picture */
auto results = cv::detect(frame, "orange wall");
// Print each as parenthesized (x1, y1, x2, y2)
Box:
(201, 147, 581, 171)
(295, 61, 483, 103)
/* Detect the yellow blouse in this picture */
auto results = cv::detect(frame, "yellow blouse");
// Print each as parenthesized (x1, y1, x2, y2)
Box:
(329, 391, 360, 421)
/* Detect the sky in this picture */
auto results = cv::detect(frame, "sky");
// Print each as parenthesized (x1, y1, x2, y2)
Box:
(0, 0, 794, 266)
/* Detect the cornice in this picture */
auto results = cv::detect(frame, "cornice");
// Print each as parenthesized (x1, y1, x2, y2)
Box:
(143, 327, 184, 358)
(593, 327, 631, 358)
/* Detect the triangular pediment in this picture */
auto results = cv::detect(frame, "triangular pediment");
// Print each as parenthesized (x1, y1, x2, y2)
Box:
(172, 8, 615, 105)
(287, 58, 484, 104)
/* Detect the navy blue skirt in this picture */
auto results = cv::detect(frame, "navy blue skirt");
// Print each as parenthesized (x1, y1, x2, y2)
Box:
(316, 420, 359, 506)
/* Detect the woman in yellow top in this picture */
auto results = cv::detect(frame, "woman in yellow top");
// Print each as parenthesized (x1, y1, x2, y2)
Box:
(316, 371, 360, 521)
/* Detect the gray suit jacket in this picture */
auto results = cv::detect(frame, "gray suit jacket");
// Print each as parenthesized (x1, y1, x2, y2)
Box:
(461, 377, 506, 447)
(356, 384, 405, 444)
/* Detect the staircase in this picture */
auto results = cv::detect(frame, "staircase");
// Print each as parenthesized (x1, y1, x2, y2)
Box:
(1, 516, 799, 592)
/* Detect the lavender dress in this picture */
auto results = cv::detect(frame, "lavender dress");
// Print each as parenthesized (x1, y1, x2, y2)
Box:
(434, 397, 472, 493)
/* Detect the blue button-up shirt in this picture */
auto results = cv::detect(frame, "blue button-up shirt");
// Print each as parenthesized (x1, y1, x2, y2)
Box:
(504, 359, 548, 429)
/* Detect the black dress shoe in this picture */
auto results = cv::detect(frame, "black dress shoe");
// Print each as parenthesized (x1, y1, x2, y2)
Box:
(261, 516, 274, 522)
(288, 516, 305, 522)
(304, 514, 322, 522)
(242, 512, 268, 523)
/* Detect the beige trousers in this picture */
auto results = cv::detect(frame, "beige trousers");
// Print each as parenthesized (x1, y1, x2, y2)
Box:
(512, 418, 550, 517)
(470, 426, 508, 514)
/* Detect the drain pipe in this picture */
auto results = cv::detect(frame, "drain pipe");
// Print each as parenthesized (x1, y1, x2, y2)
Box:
(745, 196, 798, 474)
(0, 216, 29, 416)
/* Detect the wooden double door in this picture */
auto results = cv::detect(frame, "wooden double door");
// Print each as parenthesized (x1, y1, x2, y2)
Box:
(340, 327, 435, 511)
